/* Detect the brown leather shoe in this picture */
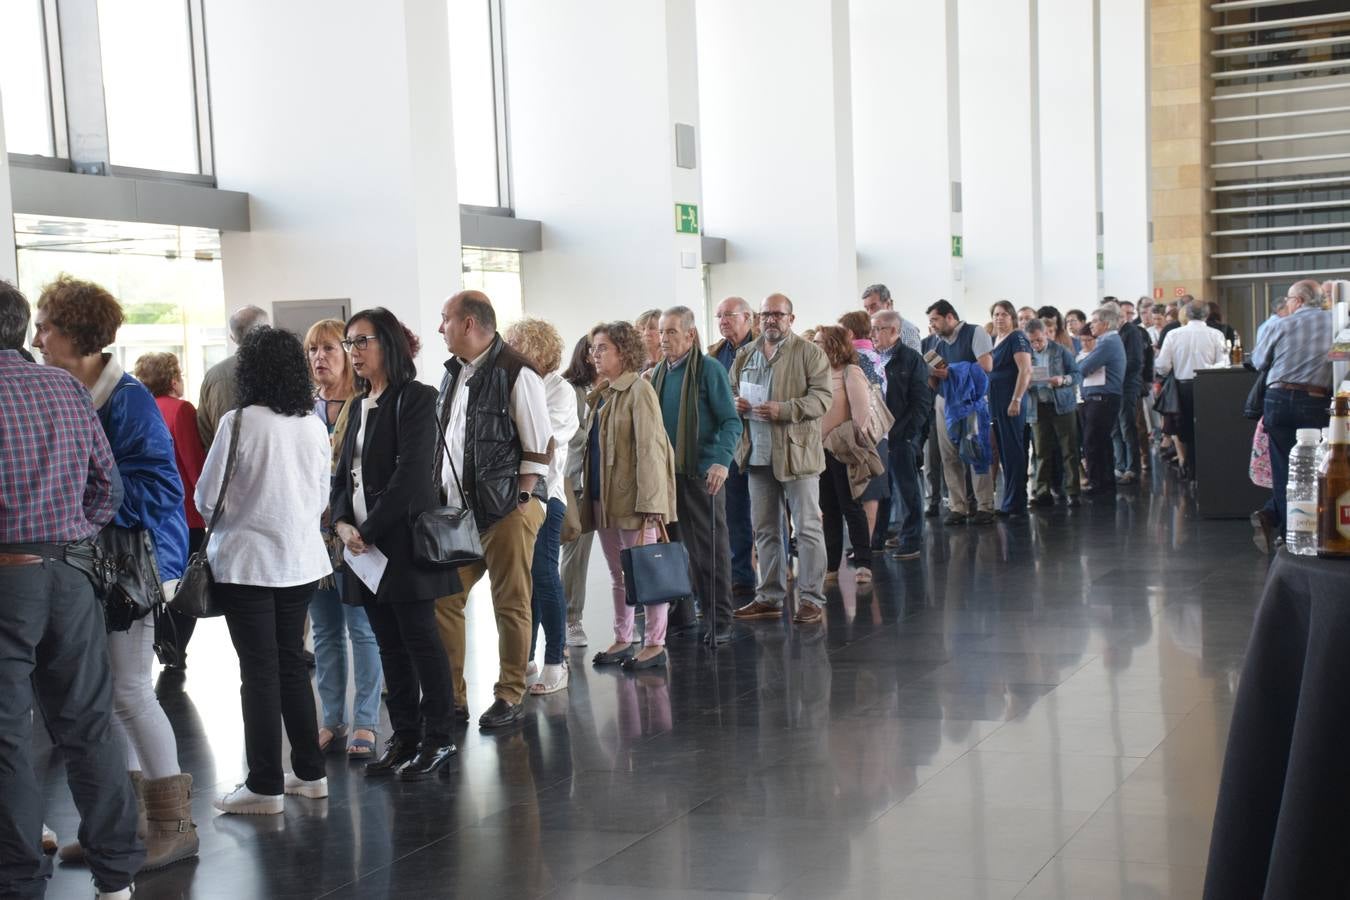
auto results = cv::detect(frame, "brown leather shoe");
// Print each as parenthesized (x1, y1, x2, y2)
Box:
(733, 600, 782, 621)
(792, 602, 824, 625)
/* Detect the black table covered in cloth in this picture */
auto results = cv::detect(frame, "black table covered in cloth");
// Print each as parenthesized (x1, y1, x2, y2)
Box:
(1204, 549, 1350, 900)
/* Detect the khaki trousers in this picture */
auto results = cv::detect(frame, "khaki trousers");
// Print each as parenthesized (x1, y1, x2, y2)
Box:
(934, 393, 995, 515)
(433, 500, 545, 707)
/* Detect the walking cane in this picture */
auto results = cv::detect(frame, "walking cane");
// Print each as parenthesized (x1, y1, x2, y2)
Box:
(707, 501, 720, 651)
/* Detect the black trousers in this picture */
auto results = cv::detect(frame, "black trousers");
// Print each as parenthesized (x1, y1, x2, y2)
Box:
(0, 559, 143, 896)
(819, 450, 872, 571)
(667, 474, 733, 630)
(925, 412, 945, 509)
(155, 527, 205, 667)
(216, 580, 326, 795)
(364, 598, 453, 743)
(1082, 394, 1122, 491)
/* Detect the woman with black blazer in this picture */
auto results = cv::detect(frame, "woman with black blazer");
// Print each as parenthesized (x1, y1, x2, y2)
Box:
(331, 308, 461, 781)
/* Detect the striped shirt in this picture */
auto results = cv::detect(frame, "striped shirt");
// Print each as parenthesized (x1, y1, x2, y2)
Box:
(899, 317, 923, 354)
(0, 350, 122, 542)
(1252, 305, 1333, 388)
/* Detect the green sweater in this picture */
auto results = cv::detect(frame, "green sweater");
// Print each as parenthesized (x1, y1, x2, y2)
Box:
(653, 352, 743, 476)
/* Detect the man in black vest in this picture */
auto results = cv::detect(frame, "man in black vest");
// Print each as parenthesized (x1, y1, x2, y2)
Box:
(432, 290, 552, 730)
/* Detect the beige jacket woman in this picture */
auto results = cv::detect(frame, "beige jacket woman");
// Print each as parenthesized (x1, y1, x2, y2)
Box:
(579, 370, 678, 532)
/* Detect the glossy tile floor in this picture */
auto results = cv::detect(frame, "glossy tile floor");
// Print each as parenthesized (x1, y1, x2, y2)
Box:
(37, 468, 1265, 899)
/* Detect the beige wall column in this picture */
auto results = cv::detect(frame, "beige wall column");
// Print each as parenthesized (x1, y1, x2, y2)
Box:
(1149, 0, 1211, 302)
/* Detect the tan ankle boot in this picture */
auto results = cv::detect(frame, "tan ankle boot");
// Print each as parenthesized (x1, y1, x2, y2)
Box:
(58, 771, 144, 864)
(141, 773, 198, 870)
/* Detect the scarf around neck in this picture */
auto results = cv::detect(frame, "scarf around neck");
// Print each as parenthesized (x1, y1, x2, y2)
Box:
(651, 350, 703, 477)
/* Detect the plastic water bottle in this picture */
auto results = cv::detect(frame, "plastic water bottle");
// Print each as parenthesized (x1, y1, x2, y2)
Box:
(1286, 428, 1322, 556)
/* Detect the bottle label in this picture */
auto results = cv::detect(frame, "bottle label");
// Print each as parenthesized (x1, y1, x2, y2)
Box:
(1288, 501, 1317, 535)
(1339, 491, 1350, 540)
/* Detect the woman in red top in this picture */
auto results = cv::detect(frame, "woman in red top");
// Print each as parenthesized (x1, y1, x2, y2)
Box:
(134, 352, 207, 674)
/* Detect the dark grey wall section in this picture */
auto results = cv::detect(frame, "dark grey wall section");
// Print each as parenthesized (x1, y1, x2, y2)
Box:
(461, 210, 542, 251)
(10, 166, 250, 231)
(702, 235, 726, 265)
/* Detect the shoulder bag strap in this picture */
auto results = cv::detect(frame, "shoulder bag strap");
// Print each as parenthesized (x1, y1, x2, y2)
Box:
(201, 404, 243, 547)
(397, 383, 471, 509)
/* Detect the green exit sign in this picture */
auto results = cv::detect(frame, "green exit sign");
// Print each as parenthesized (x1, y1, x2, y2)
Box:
(951, 235, 963, 258)
(675, 203, 700, 235)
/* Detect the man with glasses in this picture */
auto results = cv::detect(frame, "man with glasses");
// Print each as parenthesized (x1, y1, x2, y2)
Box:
(1250, 278, 1334, 552)
(707, 297, 759, 602)
(729, 294, 832, 626)
(861, 284, 922, 352)
(871, 310, 933, 559)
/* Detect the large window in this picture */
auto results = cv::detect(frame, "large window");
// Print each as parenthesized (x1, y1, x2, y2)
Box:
(462, 247, 522, 326)
(449, 0, 505, 207)
(97, 0, 200, 172)
(0, 0, 54, 156)
(15, 214, 226, 401)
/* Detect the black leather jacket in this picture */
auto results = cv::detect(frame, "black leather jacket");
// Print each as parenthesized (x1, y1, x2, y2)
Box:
(436, 335, 548, 533)
(883, 343, 934, 447)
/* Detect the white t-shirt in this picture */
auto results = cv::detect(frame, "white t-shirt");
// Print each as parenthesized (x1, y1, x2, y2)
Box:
(195, 406, 333, 588)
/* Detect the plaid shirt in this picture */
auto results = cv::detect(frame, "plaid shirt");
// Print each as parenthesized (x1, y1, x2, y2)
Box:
(1252, 305, 1333, 388)
(0, 350, 121, 542)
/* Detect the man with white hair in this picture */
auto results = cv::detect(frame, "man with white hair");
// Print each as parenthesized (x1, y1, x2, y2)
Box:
(1250, 278, 1334, 551)
(707, 296, 758, 601)
(1076, 302, 1127, 495)
(1154, 298, 1227, 479)
(197, 304, 269, 448)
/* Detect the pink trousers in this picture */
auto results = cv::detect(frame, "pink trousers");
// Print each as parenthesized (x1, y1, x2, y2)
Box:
(593, 502, 667, 646)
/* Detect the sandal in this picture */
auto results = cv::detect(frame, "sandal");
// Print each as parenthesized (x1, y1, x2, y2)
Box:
(528, 663, 569, 695)
(348, 729, 378, 760)
(318, 725, 348, 755)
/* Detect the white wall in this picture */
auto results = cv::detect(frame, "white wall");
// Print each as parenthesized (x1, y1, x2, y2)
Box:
(851, 0, 959, 326)
(957, 0, 1041, 316)
(205, 0, 461, 380)
(506, 0, 705, 346)
(1100, 0, 1151, 298)
(0, 88, 17, 285)
(697, 0, 856, 330)
(1038, 0, 1101, 311)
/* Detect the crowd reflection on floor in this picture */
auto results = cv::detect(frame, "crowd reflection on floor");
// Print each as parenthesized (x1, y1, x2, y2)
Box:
(39, 474, 1261, 899)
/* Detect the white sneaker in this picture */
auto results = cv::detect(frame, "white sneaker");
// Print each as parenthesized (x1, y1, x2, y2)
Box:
(283, 773, 328, 799)
(41, 823, 58, 854)
(214, 783, 283, 815)
(96, 886, 133, 899)
(525, 660, 539, 682)
(566, 624, 588, 647)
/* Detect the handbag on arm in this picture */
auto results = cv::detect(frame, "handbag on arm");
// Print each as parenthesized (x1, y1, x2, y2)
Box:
(399, 386, 485, 569)
(168, 405, 243, 618)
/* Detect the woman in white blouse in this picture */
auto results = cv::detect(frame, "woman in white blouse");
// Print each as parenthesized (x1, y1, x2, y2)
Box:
(505, 318, 579, 695)
(195, 326, 334, 815)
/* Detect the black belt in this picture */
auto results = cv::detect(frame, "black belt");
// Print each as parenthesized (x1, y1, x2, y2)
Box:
(0, 542, 75, 559)
(0, 540, 106, 586)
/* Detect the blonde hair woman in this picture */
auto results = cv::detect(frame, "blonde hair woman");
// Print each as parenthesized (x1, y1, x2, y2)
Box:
(304, 318, 382, 760)
(504, 318, 578, 694)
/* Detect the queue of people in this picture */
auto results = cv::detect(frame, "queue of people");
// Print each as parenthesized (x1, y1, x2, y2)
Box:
(2, 268, 1317, 900)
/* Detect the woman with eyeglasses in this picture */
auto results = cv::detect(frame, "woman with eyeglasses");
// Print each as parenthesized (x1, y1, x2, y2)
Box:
(330, 309, 461, 781)
(305, 319, 382, 761)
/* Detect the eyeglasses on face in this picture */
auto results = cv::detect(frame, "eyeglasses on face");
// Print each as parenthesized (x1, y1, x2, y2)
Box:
(341, 335, 379, 352)
(760, 311, 789, 320)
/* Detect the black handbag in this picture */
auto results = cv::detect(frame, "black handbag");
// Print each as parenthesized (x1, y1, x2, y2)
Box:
(168, 405, 242, 618)
(1154, 374, 1181, 416)
(398, 387, 485, 569)
(1244, 362, 1272, 420)
(620, 522, 692, 607)
(95, 525, 167, 632)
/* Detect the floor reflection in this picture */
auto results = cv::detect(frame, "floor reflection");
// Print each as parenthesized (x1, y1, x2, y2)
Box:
(35, 478, 1261, 899)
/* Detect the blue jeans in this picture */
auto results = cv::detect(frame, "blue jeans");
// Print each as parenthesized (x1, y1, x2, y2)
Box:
(1263, 387, 1331, 526)
(309, 586, 382, 732)
(724, 460, 756, 591)
(530, 497, 567, 666)
(1112, 376, 1142, 475)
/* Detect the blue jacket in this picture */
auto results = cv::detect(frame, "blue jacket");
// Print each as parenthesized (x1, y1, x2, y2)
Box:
(1026, 343, 1080, 422)
(1077, 331, 1126, 397)
(940, 362, 992, 474)
(98, 374, 188, 580)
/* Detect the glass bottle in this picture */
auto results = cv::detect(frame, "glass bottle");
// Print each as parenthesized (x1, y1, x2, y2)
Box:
(1317, 395, 1350, 559)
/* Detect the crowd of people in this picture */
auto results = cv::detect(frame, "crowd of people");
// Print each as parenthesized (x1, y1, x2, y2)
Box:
(0, 270, 1332, 899)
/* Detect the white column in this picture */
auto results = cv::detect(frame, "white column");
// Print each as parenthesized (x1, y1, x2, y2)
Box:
(1038, 0, 1101, 310)
(204, 0, 461, 379)
(957, 0, 1041, 313)
(505, 0, 705, 344)
(0, 88, 17, 285)
(697, 0, 856, 328)
(852, 0, 962, 325)
(1100, 0, 1151, 299)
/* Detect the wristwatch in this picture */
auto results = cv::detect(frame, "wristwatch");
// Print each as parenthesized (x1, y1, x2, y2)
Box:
(518, 490, 531, 505)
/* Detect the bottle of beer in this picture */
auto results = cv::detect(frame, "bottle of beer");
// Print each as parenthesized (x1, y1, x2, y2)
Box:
(1318, 394, 1350, 558)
